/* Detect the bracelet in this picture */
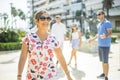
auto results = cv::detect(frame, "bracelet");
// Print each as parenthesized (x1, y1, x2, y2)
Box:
(65, 71, 69, 74)
(17, 75, 22, 77)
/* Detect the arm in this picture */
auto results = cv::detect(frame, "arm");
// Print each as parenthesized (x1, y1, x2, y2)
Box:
(51, 25, 55, 35)
(64, 34, 68, 40)
(54, 48, 72, 80)
(64, 25, 67, 40)
(88, 34, 98, 43)
(78, 31, 82, 48)
(17, 42, 28, 80)
(100, 29, 112, 39)
(106, 29, 112, 37)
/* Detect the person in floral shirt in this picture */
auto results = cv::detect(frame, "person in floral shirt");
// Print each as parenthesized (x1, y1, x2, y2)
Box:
(17, 10, 72, 80)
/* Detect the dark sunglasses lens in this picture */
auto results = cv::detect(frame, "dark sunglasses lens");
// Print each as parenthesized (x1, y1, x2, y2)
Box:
(97, 14, 101, 16)
(47, 17, 51, 21)
(40, 16, 51, 21)
(40, 16, 46, 20)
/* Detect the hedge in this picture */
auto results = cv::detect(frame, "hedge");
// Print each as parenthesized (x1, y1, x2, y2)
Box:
(0, 42, 21, 51)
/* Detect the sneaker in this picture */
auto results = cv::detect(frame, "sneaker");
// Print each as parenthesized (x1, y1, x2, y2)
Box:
(105, 77, 108, 80)
(97, 73, 105, 79)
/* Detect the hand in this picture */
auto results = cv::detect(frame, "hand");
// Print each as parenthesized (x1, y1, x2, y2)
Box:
(88, 39, 93, 44)
(17, 77, 21, 80)
(100, 33, 106, 39)
(66, 74, 73, 80)
(17, 75, 22, 80)
(78, 44, 81, 49)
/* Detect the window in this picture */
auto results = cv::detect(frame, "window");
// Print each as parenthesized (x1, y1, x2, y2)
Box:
(116, 21, 120, 27)
(115, 20, 120, 30)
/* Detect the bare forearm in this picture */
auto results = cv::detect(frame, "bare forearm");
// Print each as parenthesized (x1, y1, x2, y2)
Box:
(54, 49, 70, 76)
(18, 54, 27, 75)
(58, 54, 69, 74)
(106, 31, 112, 38)
(92, 35, 98, 41)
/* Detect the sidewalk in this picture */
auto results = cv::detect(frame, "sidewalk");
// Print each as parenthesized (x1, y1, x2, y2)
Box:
(0, 41, 120, 80)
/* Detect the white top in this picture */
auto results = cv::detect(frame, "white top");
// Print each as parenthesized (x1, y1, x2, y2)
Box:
(72, 31, 79, 40)
(51, 22, 66, 43)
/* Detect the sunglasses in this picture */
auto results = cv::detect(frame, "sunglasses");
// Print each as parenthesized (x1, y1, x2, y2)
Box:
(39, 16, 51, 21)
(97, 13, 102, 16)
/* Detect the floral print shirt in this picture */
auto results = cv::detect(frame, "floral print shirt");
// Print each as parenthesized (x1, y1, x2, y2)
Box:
(23, 33, 59, 80)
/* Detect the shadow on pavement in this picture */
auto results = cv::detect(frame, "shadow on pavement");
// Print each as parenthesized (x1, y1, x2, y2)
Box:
(56, 67, 65, 79)
(69, 65, 85, 80)
(0, 56, 16, 64)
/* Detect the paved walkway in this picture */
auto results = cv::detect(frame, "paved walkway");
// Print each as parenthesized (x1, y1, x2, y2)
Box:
(0, 41, 120, 80)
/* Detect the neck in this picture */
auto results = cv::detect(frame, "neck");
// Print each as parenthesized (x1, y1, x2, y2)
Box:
(37, 29, 47, 35)
(57, 22, 61, 24)
(100, 18, 105, 22)
(36, 29, 48, 42)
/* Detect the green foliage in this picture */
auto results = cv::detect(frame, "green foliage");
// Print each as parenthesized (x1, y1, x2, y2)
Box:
(111, 37, 117, 43)
(11, 7, 18, 17)
(112, 29, 120, 33)
(75, 10, 86, 17)
(66, 28, 71, 39)
(0, 28, 26, 51)
(0, 29, 19, 42)
(102, 0, 114, 9)
(0, 42, 21, 51)
(102, 0, 114, 18)
(76, 10, 82, 16)
(17, 29, 26, 37)
(18, 9, 26, 20)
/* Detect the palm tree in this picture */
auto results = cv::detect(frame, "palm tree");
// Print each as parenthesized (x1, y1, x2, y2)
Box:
(76, 10, 86, 33)
(11, 7, 26, 29)
(11, 6, 18, 29)
(102, 0, 114, 19)
(2, 13, 8, 28)
(18, 9, 26, 21)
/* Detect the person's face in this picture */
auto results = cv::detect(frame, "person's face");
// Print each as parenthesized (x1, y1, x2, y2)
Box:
(72, 24, 77, 30)
(36, 13, 51, 29)
(56, 17, 61, 23)
(97, 12, 104, 20)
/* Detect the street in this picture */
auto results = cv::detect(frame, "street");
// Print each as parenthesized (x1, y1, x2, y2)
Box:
(0, 41, 120, 80)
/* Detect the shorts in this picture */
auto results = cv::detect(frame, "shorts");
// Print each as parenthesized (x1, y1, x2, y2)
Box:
(98, 46, 110, 63)
(72, 39, 80, 49)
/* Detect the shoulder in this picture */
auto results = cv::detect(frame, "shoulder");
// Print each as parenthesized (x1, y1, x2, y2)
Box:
(104, 19, 112, 28)
(104, 19, 112, 25)
(52, 23, 56, 27)
(78, 30, 81, 34)
(61, 23, 65, 26)
(25, 32, 37, 39)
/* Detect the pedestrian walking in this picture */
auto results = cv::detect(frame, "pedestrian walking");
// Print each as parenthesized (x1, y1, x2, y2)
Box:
(51, 15, 67, 66)
(17, 10, 72, 80)
(67, 23, 82, 68)
(88, 10, 112, 80)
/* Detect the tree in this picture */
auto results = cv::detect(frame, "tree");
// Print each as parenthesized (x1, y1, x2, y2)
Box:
(11, 6, 18, 28)
(2, 13, 8, 28)
(11, 7, 18, 17)
(18, 9, 26, 20)
(102, 0, 114, 18)
(75, 10, 86, 33)
(11, 6, 26, 29)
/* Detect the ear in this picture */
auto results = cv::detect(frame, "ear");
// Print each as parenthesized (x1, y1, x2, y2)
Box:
(34, 19, 38, 25)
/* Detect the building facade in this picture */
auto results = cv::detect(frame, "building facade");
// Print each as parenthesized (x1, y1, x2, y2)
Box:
(27, 0, 120, 31)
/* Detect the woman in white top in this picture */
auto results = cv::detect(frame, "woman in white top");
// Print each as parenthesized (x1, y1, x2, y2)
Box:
(68, 23, 82, 68)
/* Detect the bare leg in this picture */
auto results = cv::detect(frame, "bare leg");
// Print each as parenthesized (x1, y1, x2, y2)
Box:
(103, 63, 109, 77)
(68, 49, 75, 65)
(74, 49, 77, 67)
